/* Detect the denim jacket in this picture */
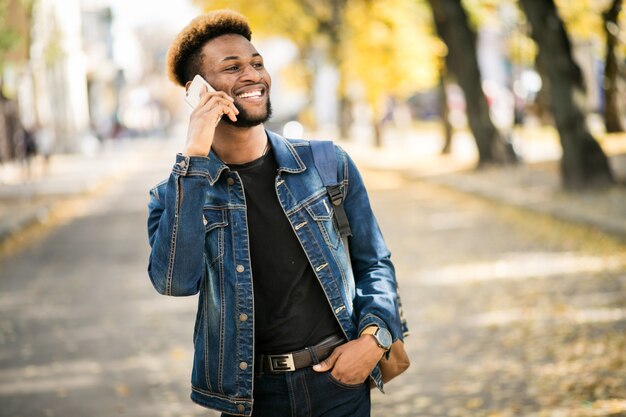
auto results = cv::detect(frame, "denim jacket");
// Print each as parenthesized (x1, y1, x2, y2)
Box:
(147, 130, 403, 416)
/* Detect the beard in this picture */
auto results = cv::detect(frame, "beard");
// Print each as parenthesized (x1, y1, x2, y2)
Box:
(222, 97, 272, 128)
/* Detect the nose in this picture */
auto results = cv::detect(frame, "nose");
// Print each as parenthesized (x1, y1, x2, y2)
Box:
(242, 65, 263, 82)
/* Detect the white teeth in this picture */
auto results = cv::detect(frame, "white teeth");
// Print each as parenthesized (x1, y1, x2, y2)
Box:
(238, 90, 262, 99)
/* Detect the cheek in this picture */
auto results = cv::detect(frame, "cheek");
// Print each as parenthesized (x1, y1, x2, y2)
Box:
(205, 75, 231, 93)
(263, 71, 272, 88)
(212, 81, 231, 93)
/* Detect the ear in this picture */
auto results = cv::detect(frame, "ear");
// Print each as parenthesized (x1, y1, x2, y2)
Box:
(184, 80, 192, 92)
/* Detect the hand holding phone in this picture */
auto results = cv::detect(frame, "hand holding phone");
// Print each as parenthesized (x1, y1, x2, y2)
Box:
(185, 74, 216, 108)
(182, 74, 239, 157)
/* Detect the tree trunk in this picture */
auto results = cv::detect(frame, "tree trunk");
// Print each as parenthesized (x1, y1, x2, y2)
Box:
(0, 95, 9, 163)
(438, 68, 453, 154)
(428, 0, 518, 166)
(373, 117, 383, 149)
(533, 66, 553, 125)
(602, 0, 624, 133)
(519, 0, 614, 189)
(339, 95, 352, 140)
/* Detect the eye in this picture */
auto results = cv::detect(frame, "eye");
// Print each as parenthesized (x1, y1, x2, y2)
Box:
(253, 62, 264, 69)
(225, 65, 239, 72)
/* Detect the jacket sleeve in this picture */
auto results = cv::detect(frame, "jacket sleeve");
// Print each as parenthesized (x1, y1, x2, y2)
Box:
(339, 148, 404, 342)
(147, 154, 210, 296)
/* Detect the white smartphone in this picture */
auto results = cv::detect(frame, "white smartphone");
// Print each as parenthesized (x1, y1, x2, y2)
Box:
(185, 74, 215, 109)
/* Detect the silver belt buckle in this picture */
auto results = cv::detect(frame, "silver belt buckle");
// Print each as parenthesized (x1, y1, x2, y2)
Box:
(268, 354, 295, 372)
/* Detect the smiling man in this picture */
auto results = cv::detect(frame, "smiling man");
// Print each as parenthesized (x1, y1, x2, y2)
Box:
(147, 9, 404, 417)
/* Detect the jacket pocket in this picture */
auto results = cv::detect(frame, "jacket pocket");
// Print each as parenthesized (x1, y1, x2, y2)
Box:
(305, 194, 340, 248)
(203, 207, 228, 264)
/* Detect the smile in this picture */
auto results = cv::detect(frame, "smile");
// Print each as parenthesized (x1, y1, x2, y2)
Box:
(237, 89, 263, 99)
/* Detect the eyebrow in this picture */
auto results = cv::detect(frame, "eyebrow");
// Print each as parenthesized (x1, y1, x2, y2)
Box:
(221, 53, 261, 62)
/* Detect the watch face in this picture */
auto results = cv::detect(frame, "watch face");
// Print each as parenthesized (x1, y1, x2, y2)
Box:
(376, 328, 393, 349)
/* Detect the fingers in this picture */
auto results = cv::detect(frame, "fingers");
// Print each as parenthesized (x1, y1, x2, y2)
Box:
(313, 350, 339, 372)
(198, 89, 232, 106)
(194, 90, 239, 122)
(222, 104, 239, 122)
(312, 339, 379, 384)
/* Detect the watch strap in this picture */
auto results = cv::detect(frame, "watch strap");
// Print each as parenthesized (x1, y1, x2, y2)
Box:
(360, 325, 378, 337)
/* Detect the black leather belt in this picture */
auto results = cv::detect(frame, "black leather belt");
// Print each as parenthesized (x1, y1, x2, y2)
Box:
(256, 334, 345, 375)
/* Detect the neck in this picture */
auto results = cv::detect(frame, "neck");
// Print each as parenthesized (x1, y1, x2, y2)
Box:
(212, 123, 268, 165)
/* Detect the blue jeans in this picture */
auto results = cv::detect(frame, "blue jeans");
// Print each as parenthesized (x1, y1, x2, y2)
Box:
(222, 367, 371, 417)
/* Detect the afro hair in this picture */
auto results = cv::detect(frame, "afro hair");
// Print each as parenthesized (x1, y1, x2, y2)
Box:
(166, 9, 252, 87)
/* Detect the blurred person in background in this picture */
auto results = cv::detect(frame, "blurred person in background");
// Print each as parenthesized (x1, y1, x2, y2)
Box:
(34, 123, 55, 174)
(147, 9, 403, 417)
(11, 123, 36, 179)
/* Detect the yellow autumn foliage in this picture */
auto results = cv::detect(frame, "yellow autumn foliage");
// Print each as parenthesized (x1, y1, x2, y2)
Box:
(193, 0, 319, 47)
(341, 0, 440, 110)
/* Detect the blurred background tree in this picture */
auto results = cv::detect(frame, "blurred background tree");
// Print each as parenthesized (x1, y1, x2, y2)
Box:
(519, 0, 614, 189)
(0, 0, 32, 75)
(554, 0, 625, 134)
(341, 0, 439, 147)
(1, 0, 622, 190)
(428, 0, 518, 166)
(602, 0, 624, 133)
(0, 0, 33, 163)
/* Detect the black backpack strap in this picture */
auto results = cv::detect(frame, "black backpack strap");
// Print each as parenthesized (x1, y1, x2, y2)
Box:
(310, 140, 352, 239)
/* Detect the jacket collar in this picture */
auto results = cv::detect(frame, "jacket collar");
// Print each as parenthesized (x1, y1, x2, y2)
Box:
(205, 129, 306, 185)
(266, 130, 306, 174)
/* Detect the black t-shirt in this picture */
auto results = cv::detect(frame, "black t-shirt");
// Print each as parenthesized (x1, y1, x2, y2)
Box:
(228, 150, 342, 354)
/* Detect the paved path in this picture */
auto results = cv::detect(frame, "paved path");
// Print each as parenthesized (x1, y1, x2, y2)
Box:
(366, 172, 626, 416)
(1, 139, 625, 417)
(0, 139, 210, 417)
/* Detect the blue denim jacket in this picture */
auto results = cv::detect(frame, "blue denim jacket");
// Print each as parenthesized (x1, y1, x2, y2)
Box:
(147, 130, 403, 416)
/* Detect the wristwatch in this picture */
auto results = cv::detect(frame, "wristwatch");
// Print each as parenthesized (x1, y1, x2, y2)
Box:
(361, 326, 392, 351)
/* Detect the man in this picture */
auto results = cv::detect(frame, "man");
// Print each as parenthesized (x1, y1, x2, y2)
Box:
(147, 9, 403, 417)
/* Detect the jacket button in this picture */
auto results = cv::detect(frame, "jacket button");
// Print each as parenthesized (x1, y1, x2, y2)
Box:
(227, 177, 235, 186)
(239, 362, 248, 370)
(237, 404, 245, 412)
(239, 313, 248, 322)
(236, 265, 244, 273)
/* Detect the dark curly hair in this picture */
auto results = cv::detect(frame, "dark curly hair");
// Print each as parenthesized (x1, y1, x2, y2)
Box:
(166, 9, 252, 86)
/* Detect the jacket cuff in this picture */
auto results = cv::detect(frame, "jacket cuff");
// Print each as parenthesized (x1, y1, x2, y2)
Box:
(357, 314, 389, 338)
(172, 153, 212, 176)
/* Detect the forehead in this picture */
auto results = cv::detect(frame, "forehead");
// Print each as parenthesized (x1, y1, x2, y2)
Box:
(201, 34, 260, 64)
